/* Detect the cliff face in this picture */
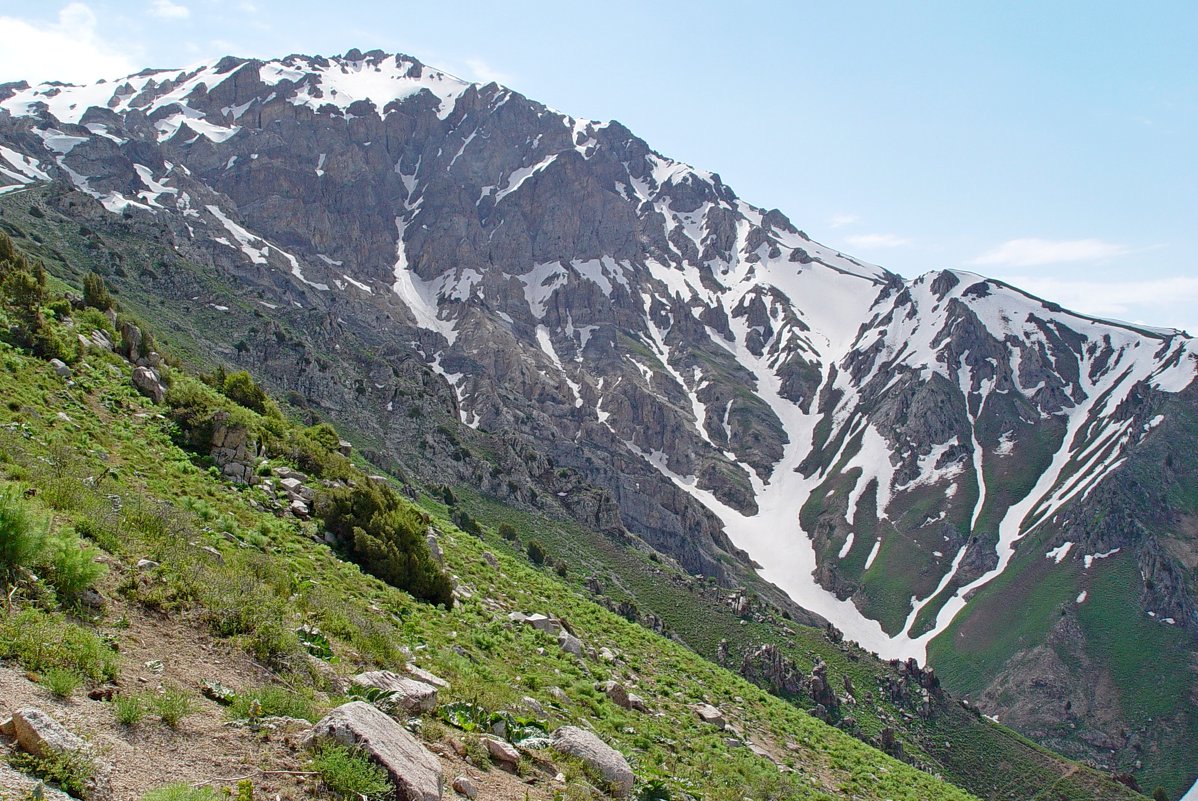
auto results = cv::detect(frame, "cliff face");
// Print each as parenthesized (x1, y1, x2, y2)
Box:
(2, 48, 1196, 790)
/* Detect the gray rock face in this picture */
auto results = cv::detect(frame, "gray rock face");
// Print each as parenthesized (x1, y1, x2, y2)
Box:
(550, 726, 634, 797)
(352, 671, 438, 714)
(0, 764, 75, 801)
(131, 365, 165, 404)
(304, 701, 442, 801)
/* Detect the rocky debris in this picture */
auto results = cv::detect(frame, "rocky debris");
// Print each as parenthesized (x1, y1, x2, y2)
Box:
(740, 643, 803, 697)
(6, 707, 113, 801)
(599, 646, 617, 663)
(482, 551, 499, 568)
(693, 703, 726, 729)
(557, 629, 582, 656)
(521, 696, 546, 716)
(209, 411, 257, 484)
(337, 439, 353, 456)
(878, 726, 905, 760)
(451, 775, 478, 799)
(598, 680, 631, 709)
(289, 499, 311, 519)
(404, 663, 449, 689)
(303, 702, 442, 801)
(352, 671, 438, 714)
(136, 558, 159, 571)
(550, 726, 634, 798)
(809, 659, 840, 714)
(49, 358, 71, 378)
(508, 611, 564, 635)
(131, 366, 165, 404)
(482, 736, 520, 771)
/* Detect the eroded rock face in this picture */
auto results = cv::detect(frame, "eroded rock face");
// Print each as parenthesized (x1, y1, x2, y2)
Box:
(550, 726, 634, 798)
(304, 702, 442, 801)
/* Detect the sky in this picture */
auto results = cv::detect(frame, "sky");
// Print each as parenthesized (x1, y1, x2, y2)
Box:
(1, 0, 1196, 334)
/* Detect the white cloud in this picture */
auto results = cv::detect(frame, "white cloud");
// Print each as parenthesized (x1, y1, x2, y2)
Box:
(0, 4, 138, 83)
(463, 58, 513, 86)
(829, 213, 859, 228)
(149, 0, 190, 19)
(843, 233, 911, 249)
(970, 237, 1129, 267)
(1002, 274, 1198, 334)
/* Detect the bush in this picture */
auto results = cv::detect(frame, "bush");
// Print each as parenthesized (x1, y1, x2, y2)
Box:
(0, 489, 46, 589)
(527, 539, 546, 566)
(112, 693, 147, 726)
(310, 743, 392, 800)
(39, 534, 106, 605)
(42, 667, 83, 698)
(317, 482, 453, 608)
(9, 749, 94, 797)
(82, 272, 114, 311)
(221, 371, 270, 415)
(497, 523, 518, 542)
(148, 684, 196, 728)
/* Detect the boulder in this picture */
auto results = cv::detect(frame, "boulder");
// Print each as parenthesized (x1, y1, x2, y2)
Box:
(338, 439, 353, 456)
(693, 703, 725, 728)
(627, 693, 649, 713)
(525, 613, 561, 635)
(352, 671, 438, 713)
(482, 551, 499, 568)
(131, 366, 165, 404)
(426, 532, 444, 567)
(303, 702, 442, 801)
(404, 663, 449, 689)
(10, 708, 112, 801)
(483, 736, 520, 771)
(550, 726, 634, 797)
(558, 630, 582, 656)
(49, 358, 71, 378)
(451, 775, 477, 799)
(0, 764, 75, 801)
(599, 680, 631, 709)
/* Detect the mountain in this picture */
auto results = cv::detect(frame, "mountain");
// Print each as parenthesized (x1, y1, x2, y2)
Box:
(1, 48, 1195, 796)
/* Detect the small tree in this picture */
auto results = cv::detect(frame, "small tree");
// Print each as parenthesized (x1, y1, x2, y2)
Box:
(497, 523, 518, 542)
(1153, 787, 1171, 801)
(82, 271, 114, 310)
(526, 539, 546, 566)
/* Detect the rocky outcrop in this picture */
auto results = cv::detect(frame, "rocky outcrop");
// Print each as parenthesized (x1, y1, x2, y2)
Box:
(6, 707, 113, 801)
(210, 410, 258, 484)
(304, 702, 442, 801)
(352, 671, 439, 714)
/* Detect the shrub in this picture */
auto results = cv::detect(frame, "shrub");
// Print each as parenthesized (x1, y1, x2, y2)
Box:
(9, 749, 94, 797)
(310, 743, 392, 800)
(498, 523, 518, 542)
(221, 371, 269, 415)
(0, 489, 46, 588)
(526, 539, 546, 566)
(140, 785, 221, 801)
(82, 272, 114, 311)
(42, 667, 83, 698)
(39, 534, 106, 605)
(317, 481, 453, 608)
(148, 684, 196, 728)
(112, 693, 147, 726)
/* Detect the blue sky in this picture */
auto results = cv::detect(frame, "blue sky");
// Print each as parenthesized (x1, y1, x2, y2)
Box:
(2, 0, 1196, 333)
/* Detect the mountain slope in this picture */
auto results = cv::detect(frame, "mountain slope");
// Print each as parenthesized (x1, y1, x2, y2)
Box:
(1, 48, 1195, 796)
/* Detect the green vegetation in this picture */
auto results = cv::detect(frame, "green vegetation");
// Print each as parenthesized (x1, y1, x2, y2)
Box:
(140, 785, 222, 801)
(148, 685, 198, 728)
(310, 744, 393, 800)
(41, 666, 83, 699)
(8, 748, 94, 798)
(112, 693, 148, 726)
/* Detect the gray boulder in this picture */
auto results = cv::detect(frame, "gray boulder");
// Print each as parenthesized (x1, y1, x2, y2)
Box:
(550, 726, 634, 797)
(693, 703, 725, 728)
(558, 629, 582, 656)
(131, 366, 165, 403)
(352, 671, 438, 713)
(49, 358, 71, 378)
(9, 708, 112, 801)
(304, 702, 442, 801)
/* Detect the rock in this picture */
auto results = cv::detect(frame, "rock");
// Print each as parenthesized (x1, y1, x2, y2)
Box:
(521, 696, 545, 716)
(404, 663, 449, 689)
(525, 613, 562, 635)
(451, 775, 477, 799)
(599, 647, 617, 663)
(599, 680, 631, 709)
(119, 321, 143, 362)
(482, 551, 499, 568)
(483, 736, 520, 771)
(11, 708, 113, 801)
(80, 588, 105, 609)
(303, 702, 442, 801)
(49, 358, 71, 378)
(136, 558, 159, 571)
(507, 611, 529, 624)
(289, 498, 311, 518)
(352, 671, 438, 713)
(131, 366, 165, 404)
(550, 726, 634, 798)
(548, 686, 569, 705)
(627, 693, 649, 713)
(426, 532, 444, 567)
(693, 703, 725, 728)
(558, 630, 582, 656)
(338, 439, 353, 456)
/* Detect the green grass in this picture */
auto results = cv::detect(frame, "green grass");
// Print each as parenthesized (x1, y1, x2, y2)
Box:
(140, 785, 222, 801)
(112, 693, 148, 726)
(41, 666, 83, 699)
(310, 744, 392, 801)
(148, 685, 198, 728)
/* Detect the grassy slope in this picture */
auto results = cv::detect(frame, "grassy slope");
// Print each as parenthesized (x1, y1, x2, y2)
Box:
(0, 187, 1153, 801)
(0, 316, 975, 799)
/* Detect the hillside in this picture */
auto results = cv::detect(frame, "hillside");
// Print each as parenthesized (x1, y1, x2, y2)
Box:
(0, 226, 1152, 800)
(0, 47, 1194, 797)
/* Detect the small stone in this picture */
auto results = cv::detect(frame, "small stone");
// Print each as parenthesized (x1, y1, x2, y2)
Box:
(483, 736, 520, 771)
(49, 359, 72, 377)
(452, 776, 477, 799)
(558, 630, 582, 656)
(136, 559, 159, 571)
(693, 703, 725, 729)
